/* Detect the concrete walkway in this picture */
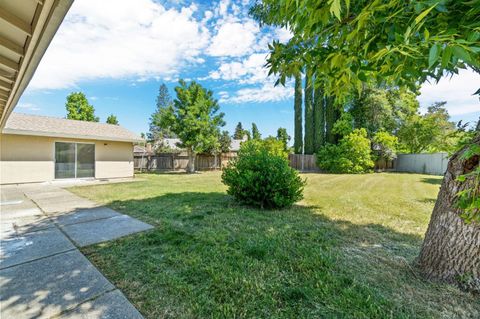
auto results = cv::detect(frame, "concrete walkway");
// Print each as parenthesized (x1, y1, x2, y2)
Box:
(0, 184, 153, 319)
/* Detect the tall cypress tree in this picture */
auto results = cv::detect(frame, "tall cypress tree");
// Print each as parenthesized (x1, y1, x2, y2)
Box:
(293, 73, 303, 154)
(325, 96, 341, 144)
(251, 123, 261, 140)
(304, 71, 314, 154)
(313, 85, 325, 153)
(233, 122, 245, 139)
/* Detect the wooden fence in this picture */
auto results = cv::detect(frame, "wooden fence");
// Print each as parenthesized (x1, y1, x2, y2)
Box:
(136, 152, 396, 173)
(288, 154, 320, 171)
(134, 152, 237, 172)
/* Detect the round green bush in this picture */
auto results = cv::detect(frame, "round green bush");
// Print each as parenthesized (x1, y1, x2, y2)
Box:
(222, 140, 305, 209)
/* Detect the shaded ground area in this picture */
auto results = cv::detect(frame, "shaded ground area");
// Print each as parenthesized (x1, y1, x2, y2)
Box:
(71, 172, 480, 319)
(0, 184, 151, 318)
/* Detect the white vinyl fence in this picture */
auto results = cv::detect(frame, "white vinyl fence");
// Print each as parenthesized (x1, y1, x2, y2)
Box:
(394, 153, 449, 175)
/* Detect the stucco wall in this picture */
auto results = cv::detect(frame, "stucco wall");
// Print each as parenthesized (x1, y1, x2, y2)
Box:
(0, 134, 134, 184)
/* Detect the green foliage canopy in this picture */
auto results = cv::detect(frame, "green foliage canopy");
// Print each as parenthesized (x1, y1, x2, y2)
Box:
(252, 0, 480, 100)
(158, 80, 225, 154)
(106, 114, 119, 125)
(276, 127, 291, 152)
(251, 123, 262, 140)
(317, 128, 374, 173)
(65, 92, 99, 122)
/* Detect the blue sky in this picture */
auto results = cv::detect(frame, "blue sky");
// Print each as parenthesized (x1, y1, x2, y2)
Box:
(17, 0, 480, 138)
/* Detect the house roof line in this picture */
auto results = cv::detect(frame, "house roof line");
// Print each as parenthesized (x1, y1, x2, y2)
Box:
(2, 113, 144, 143)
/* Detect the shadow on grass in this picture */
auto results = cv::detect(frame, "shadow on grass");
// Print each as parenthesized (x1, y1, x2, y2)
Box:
(420, 177, 443, 185)
(78, 192, 480, 319)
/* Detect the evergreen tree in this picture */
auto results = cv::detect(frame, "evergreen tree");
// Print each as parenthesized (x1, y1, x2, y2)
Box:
(303, 71, 314, 154)
(251, 123, 261, 140)
(65, 92, 99, 122)
(276, 127, 291, 151)
(149, 84, 174, 141)
(293, 73, 303, 154)
(325, 96, 340, 144)
(234, 122, 246, 139)
(219, 130, 232, 153)
(313, 85, 325, 153)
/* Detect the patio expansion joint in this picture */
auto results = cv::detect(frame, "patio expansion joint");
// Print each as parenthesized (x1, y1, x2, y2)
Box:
(0, 247, 77, 271)
(54, 213, 124, 228)
(22, 193, 82, 249)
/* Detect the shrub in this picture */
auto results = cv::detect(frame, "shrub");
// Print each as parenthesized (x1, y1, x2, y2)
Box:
(222, 140, 305, 209)
(317, 128, 374, 173)
(372, 130, 398, 161)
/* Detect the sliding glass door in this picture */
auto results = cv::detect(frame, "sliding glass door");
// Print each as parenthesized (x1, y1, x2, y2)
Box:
(55, 142, 95, 179)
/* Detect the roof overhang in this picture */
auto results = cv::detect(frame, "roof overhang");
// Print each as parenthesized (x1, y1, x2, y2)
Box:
(2, 128, 144, 143)
(0, 0, 73, 129)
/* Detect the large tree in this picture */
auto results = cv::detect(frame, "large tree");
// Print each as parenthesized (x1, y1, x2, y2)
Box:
(350, 87, 419, 137)
(149, 84, 175, 142)
(252, 0, 480, 291)
(159, 80, 225, 173)
(293, 73, 303, 154)
(397, 102, 457, 153)
(304, 71, 314, 154)
(65, 92, 99, 122)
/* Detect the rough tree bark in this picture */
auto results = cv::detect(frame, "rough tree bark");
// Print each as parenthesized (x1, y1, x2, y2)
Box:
(186, 147, 196, 174)
(417, 134, 480, 292)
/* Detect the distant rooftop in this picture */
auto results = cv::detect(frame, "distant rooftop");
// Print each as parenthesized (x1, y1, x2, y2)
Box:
(3, 113, 143, 143)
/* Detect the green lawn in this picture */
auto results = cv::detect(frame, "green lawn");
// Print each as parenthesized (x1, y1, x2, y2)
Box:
(70, 172, 479, 319)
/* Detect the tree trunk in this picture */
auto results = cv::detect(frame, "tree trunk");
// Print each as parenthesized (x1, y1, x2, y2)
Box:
(417, 135, 480, 292)
(294, 73, 303, 154)
(186, 147, 196, 174)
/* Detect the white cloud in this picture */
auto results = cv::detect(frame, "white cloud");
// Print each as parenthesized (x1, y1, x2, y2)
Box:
(208, 52, 269, 84)
(207, 20, 260, 57)
(29, 0, 210, 90)
(221, 82, 294, 104)
(16, 103, 40, 111)
(419, 69, 480, 116)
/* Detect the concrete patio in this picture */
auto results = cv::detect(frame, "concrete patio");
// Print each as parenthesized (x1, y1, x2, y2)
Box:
(0, 183, 153, 319)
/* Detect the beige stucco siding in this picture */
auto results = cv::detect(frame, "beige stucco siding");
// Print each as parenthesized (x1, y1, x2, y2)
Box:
(0, 134, 134, 184)
(95, 140, 134, 179)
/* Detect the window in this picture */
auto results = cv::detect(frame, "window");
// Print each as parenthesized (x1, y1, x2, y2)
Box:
(55, 142, 95, 179)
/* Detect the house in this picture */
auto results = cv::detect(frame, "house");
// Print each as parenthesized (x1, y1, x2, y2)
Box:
(133, 144, 154, 156)
(0, 113, 143, 184)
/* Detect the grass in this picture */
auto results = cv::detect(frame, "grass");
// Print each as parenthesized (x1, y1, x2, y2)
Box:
(70, 172, 480, 319)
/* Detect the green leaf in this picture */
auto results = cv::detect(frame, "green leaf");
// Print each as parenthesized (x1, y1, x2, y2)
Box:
(423, 29, 429, 42)
(358, 72, 367, 82)
(428, 44, 440, 68)
(330, 0, 341, 20)
(441, 46, 452, 68)
(452, 46, 471, 63)
(414, 3, 437, 25)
